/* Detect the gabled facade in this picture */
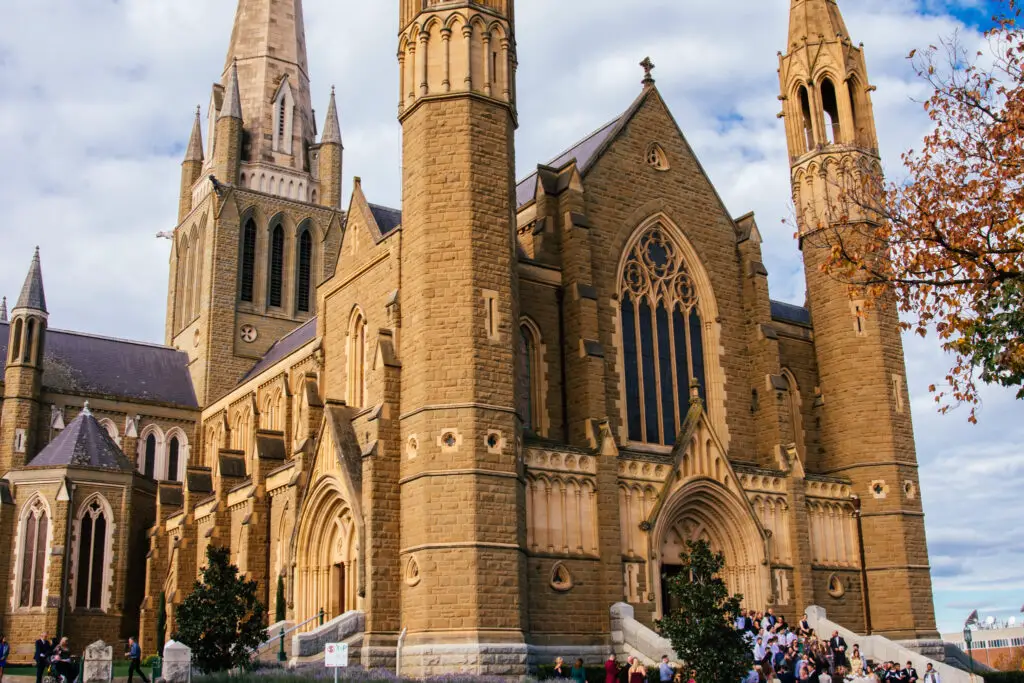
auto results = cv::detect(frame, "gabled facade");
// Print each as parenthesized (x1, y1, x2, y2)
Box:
(0, 0, 941, 673)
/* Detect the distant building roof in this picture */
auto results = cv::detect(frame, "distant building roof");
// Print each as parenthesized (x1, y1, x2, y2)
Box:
(239, 317, 318, 384)
(0, 323, 198, 408)
(770, 300, 812, 327)
(369, 203, 402, 236)
(26, 406, 134, 472)
(516, 116, 624, 208)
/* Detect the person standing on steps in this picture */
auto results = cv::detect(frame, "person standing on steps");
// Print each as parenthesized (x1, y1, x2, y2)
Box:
(125, 638, 149, 683)
(0, 634, 10, 683)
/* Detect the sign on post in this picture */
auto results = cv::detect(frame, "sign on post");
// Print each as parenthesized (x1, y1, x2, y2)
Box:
(325, 642, 349, 683)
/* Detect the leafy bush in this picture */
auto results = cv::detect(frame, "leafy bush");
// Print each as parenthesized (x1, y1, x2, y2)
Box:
(176, 545, 267, 673)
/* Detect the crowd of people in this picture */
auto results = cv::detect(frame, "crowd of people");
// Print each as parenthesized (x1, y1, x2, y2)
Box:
(735, 609, 943, 683)
(547, 609, 944, 683)
(29, 633, 150, 683)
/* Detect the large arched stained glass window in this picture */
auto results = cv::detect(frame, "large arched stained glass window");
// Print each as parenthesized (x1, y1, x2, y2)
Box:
(620, 225, 706, 446)
(296, 229, 313, 313)
(19, 497, 49, 607)
(144, 434, 156, 479)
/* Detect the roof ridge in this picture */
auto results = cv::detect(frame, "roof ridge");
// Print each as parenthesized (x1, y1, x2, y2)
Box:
(0, 322, 184, 353)
(516, 115, 623, 187)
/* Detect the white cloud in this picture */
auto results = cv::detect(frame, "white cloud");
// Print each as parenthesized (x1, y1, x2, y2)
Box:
(0, 0, 1019, 635)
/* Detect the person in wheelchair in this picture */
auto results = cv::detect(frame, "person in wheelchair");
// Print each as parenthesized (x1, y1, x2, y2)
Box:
(49, 638, 75, 683)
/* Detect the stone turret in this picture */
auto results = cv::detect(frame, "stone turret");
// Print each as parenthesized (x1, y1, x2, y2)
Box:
(396, 0, 526, 676)
(780, 0, 938, 643)
(213, 60, 243, 185)
(318, 88, 343, 209)
(1, 248, 48, 472)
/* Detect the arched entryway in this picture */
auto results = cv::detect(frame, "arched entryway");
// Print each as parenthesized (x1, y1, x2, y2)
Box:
(295, 477, 360, 627)
(652, 478, 769, 618)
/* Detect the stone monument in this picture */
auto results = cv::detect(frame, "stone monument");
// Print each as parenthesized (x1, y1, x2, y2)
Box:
(162, 640, 192, 683)
(83, 640, 113, 683)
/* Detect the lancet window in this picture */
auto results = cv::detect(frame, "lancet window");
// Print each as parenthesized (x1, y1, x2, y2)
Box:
(18, 497, 49, 608)
(74, 498, 109, 610)
(620, 225, 706, 446)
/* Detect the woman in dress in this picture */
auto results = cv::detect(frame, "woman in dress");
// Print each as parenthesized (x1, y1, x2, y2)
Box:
(606, 654, 620, 683)
(849, 646, 864, 678)
(572, 658, 587, 683)
(629, 659, 647, 683)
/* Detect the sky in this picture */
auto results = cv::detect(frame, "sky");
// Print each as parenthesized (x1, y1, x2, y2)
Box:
(0, 0, 1021, 636)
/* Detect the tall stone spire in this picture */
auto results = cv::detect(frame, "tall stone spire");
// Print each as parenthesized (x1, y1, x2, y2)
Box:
(220, 0, 314, 172)
(0, 297, 7, 323)
(185, 106, 204, 162)
(788, 0, 849, 45)
(14, 247, 47, 316)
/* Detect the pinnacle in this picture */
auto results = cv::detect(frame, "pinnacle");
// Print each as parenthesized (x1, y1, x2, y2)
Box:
(321, 87, 342, 145)
(185, 105, 205, 162)
(14, 246, 47, 315)
(219, 59, 243, 121)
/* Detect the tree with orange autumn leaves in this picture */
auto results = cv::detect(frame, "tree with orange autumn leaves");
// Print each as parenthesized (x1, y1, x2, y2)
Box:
(821, 0, 1024, 422)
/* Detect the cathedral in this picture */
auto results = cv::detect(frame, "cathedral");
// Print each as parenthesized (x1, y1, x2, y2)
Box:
(0, 0, 941, 675)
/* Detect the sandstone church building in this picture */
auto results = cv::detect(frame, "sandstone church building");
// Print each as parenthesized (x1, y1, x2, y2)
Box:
(0, 0, 940, 674)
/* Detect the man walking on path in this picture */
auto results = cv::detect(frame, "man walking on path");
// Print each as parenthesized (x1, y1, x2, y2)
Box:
(125, 638, 149, 683)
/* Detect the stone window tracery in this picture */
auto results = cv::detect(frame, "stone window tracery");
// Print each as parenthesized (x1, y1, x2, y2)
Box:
(518, 321, 544, 435)
(620, 225, 706, 446)
(18, 496, 49, 608)
(645, 143, 669, 171)
(74, 498, 111, 610)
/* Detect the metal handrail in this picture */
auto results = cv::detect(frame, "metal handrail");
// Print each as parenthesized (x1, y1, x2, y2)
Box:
(253, 609, 325, 656)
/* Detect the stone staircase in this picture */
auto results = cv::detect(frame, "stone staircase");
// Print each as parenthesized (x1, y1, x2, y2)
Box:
(610, 603, 983, 683)
(289, 611, 365, 666)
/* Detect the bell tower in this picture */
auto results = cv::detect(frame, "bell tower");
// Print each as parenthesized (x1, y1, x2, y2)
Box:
(780, 0, 938, 642)
(165, 0, 343, 406)
(396, 0, 527, 676)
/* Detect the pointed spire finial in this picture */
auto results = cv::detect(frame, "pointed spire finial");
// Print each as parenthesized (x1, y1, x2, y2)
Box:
(640, 57, 656, 87)
(14, 246, 47, 315)
(220, 59, 243, 121)
(185, 105, 205, 162)
(321, 87, 342, 145)
(0, 297, 7, 323)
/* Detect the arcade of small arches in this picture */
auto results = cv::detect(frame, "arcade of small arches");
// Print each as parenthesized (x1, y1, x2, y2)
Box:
(398, 10, 514, 113)
(238, 170, 318, 205)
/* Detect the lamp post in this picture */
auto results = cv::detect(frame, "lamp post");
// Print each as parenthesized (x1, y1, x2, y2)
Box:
(963, 626, 975, 680)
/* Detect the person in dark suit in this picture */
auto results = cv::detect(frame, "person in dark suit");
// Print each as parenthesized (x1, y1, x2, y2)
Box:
(34, 633, 52, 683)
(829, 631, 848, 674)
(905, 661, 919, 683)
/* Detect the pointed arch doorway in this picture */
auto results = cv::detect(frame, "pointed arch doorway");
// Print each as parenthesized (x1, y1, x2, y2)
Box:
(295, 478, 360, 627)
(652, 479, 770, 619)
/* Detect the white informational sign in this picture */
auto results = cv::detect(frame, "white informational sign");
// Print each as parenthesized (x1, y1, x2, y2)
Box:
(325, 642, 349, 668)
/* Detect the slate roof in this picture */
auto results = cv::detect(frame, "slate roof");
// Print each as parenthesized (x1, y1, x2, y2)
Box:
(516, 117, 623, 208)
(27, 407, 134, 471)
(770, 300, 812, 327)
(0, 323, 198, 408)
(369, 203, 402, 236)
(239, 317, 318, 383)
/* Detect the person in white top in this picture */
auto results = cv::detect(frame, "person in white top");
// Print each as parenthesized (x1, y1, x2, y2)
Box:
(921, 664, 940, 683)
